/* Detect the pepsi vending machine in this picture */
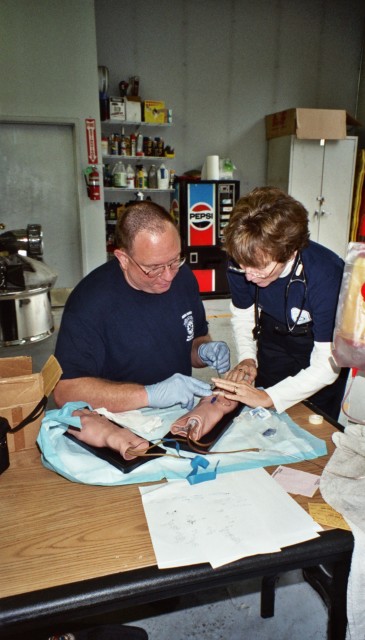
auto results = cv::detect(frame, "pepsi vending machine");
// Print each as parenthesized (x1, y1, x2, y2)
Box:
(173, 179, 240, 297)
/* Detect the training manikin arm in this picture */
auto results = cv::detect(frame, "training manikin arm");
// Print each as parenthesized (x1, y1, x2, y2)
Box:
(170, 393, 239, 441)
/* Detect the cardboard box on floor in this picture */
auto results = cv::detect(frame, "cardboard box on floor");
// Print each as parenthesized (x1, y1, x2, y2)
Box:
(265, 108, 361, 140)
(0, 355, 62, 453)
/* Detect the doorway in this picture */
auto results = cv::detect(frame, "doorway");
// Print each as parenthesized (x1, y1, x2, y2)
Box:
(0, 122, 82, 290)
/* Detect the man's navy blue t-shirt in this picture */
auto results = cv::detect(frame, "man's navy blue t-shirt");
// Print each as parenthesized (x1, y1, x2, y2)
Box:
(55, 259, 208, 385)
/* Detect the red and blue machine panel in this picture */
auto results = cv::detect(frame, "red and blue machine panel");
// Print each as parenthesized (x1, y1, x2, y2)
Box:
(187, 182, 216, 247)
(174, 179, 239, 297)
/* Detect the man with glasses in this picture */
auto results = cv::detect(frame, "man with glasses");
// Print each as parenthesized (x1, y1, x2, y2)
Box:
(212, 186, 348, 421)
(54, 201, 230, 448)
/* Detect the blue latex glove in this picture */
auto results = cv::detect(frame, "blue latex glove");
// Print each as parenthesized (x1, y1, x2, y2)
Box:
(146, 373, 212, 410)
(198, 341, 230, 374)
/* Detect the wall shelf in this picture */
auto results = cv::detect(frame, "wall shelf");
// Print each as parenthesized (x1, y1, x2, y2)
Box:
(103, 155, 174, 162)
(101, 120, 172, 127)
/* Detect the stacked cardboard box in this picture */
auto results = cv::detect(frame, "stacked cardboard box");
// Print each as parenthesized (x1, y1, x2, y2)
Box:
(0, 355, 62, 453)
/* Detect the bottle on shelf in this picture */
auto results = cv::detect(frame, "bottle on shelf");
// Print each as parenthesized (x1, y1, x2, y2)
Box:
(143, 136, 153, 156)
(125, 134, 131, 156)
(126, 164, 135, 188)
(154, 137, 164, 157)
(130, 133, 137, 157)
(110, 134, 119, 156)
(148, 165, 158, 189)
(169, 169, 176, 189)
(142, 165, 148, 188)
(136, 164, 144, 189)
(136, 133, 144, 156)
(119, 129, 127, 156)
(157, 164, 169, 189)
(112, 161, 127, 188)
(101, 136, 109, 156)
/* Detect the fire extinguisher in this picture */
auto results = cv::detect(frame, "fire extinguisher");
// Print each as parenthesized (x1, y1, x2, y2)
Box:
(87, 166, 101, 201)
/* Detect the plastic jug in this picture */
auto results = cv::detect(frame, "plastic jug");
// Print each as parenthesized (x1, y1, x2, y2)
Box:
(157, 164, 169, 189)
(112, 161, 127, 187)
(148, 165, 158, 189)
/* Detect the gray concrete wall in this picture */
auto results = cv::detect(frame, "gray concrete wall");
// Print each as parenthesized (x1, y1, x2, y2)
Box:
(95, 0, 365, 194)
(0, 0, 106, 283)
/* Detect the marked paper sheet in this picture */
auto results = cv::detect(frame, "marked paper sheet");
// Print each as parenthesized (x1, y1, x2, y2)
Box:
(140, 468, 322, 569)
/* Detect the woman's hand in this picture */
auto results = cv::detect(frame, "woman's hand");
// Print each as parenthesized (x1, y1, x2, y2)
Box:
(224, 359, 257, 384)
(70, 408, 149, 460)
(211, 377, 273, 409)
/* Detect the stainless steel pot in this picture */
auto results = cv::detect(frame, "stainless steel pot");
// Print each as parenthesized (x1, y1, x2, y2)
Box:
(98, 65, 109, 94)
(0, 285, 54, 346)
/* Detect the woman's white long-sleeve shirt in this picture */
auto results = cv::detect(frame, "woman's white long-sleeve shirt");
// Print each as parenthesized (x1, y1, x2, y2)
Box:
(230, 301, 340, 414)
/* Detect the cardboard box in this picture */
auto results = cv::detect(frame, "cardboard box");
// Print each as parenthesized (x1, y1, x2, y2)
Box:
(0, 355, 62, 453)
(125, 97, 142, 122)
(265, 108, 361, 140)
(143, 100, 166, 124)
(109, 97, 142, 122)
(109, 96, 126, 121)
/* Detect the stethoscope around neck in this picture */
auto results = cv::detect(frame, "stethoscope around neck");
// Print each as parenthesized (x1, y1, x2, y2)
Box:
(253, 252, 308, 339)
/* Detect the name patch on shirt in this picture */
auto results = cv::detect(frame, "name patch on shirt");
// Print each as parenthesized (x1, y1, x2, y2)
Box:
(182, 310, 194, 341)
(291, 307, 312, 325)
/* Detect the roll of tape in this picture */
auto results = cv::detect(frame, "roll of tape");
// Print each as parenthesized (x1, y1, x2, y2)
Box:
(309, 414, 323, 425)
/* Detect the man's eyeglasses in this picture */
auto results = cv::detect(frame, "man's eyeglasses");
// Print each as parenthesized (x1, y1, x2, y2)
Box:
(228, 260, 278, 279)
(128, 254, 186, 278)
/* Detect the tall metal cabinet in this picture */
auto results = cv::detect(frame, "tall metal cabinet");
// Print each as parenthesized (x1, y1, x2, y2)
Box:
(267, 135, 358, 258)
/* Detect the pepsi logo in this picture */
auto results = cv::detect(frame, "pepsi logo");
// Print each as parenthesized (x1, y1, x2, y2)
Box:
(189, 202, 214, 230)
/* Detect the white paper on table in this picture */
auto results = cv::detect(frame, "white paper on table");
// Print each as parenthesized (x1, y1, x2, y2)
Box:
(139, 481, 209, 568)
(139, 468, 322, 569)
(271, 465, 321, 497)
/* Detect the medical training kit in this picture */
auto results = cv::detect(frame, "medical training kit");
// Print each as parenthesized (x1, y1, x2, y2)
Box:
(60, 396, 244, 471)
(37, 401, 327, 487)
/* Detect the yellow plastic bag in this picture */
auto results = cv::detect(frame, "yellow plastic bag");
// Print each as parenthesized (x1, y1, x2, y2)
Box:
(332, 242, 365, 369)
